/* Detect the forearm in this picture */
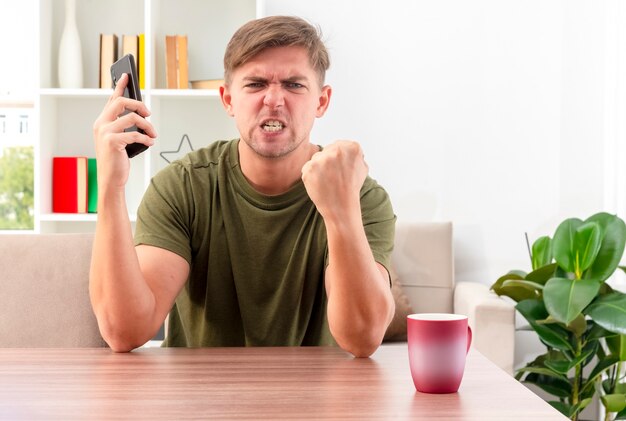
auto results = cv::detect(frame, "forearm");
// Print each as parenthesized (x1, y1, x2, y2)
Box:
(90, 187, 157, 351)
(324, 212, 395, 358)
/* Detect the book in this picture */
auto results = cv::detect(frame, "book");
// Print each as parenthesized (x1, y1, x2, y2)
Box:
(138, 33, 145, 89)
(122, 35, 140, 91)
(87, 158, 97, 213)
(122, 35, 138, 66)
(165, 34, 189, 89)
(52, 157, 88, 213)
(190, 79, 224, 90)
(99, 34, 118, 88)
(165, 35, 178, 89)
(176, 35, 189, 89)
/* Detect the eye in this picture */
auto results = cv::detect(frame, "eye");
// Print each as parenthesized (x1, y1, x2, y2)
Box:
(285, 82, 304, 90)
(245, 82, 265, 89)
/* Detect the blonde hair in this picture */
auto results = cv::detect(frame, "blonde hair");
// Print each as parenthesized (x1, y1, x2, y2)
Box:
(224, 16, 330, 87)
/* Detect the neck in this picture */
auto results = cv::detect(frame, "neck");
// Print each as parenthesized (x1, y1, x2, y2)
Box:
(238, 140, 318, 196)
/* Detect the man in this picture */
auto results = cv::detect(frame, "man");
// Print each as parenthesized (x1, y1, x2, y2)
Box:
(90, 16, 396, 357)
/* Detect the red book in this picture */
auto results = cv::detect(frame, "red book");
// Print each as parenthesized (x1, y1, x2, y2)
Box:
(52, 157, 88, 213)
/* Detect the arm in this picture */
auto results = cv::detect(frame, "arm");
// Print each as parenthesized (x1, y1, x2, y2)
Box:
(302, 141, 395, 358)
(90, 74, 189, 352)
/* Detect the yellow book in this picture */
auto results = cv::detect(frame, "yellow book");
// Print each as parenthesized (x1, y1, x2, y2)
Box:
(138, 33, 145, 89)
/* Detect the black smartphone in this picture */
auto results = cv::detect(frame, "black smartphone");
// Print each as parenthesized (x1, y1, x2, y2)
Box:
(110, 53, 148, 158)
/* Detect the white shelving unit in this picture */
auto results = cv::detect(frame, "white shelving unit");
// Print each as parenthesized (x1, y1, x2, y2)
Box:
(36, 0, 256, 233)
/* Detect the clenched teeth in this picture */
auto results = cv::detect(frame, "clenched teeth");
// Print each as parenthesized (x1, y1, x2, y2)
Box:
(262, 120, 284, 132)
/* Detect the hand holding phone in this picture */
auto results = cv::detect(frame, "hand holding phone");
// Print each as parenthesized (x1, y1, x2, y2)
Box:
(110, 53, 148, 158)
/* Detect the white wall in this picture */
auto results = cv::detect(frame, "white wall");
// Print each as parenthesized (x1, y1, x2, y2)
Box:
(263, 0, 624, 287)
(0, 0, 37, 97)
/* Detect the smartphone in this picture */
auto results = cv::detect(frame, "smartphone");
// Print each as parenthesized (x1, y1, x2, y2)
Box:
(110, 53, 148, 158)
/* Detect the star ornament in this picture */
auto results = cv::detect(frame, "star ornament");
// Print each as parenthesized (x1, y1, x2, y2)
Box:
(160, 134, 195, 164)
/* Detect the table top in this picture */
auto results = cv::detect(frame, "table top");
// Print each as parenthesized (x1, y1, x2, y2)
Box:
(0, 344, 565, 420)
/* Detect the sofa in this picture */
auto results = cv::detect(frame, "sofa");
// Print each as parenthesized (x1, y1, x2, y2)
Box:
(0, 222, 515, 374)
(386, 222, 515, 374)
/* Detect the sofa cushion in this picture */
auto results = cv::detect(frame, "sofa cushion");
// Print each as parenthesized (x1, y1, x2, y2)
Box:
(0, 233, 107, 347)
(383, 266, 414, 342)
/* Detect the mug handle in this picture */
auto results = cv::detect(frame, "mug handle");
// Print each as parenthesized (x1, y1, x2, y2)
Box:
(466, 326, 473, 354)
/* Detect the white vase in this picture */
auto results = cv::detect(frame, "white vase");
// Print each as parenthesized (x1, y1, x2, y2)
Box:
(58, 0, 83, 89)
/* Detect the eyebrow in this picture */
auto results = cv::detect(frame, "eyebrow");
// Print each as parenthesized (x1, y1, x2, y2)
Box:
(242, 75, 309, 84)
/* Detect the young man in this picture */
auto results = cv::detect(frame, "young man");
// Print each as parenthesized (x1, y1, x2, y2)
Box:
(90, 16, 396, 357)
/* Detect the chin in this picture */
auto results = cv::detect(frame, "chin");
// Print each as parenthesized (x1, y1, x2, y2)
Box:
(244, 135, 300, 159)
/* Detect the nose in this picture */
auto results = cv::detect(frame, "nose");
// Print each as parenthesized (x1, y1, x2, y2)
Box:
(263, 84, 284, 108)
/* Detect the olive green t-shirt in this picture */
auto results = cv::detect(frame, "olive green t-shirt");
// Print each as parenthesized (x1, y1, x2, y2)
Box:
(134, 139, 396, 347)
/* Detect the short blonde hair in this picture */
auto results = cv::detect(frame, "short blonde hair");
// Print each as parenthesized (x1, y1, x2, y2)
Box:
(224, 16, 330, 87)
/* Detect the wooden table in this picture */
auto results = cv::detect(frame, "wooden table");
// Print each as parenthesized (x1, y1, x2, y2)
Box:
(0, 344, 565, 420)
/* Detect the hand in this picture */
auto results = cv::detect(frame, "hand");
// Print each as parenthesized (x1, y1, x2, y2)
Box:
(92, 73, 157, 189)
(301, 140, 368, 222)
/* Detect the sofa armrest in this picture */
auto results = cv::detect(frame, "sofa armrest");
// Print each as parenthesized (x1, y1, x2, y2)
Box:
(454, 282, 515, 375)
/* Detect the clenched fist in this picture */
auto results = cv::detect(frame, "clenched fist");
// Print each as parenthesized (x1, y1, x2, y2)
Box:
(301, 140, 368, 222)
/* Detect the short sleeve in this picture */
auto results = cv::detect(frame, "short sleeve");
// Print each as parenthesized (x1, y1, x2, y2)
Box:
(360, 176, 397, 276)
(134, 162, 195, 265)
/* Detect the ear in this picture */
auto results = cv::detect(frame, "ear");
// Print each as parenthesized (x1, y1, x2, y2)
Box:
(220, 85, 234, 116)
(315, 85, 332, 118)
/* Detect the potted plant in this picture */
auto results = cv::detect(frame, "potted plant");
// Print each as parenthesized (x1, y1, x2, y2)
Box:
(491, 212, 626, 421)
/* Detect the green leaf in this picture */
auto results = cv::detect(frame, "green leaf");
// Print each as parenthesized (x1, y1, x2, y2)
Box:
(492, 271, 523, 292)
(602, 394, 626, 413)
(567, 313, 588, 338)
(502, 279, 544, 292)
(526, 263, 558, 285)
(617, 383, 626, 395)
(531, 326, 573, 351)
(536, 314, 587, 338)
(574, 398, 593, 414)
(606, 334, 626, 361)
(516, 299, 573, 351)
(543, 277, 600, 324)
(548, 401, 572, 417)
(581, 355, 620, 394)
(587, 320, 619, 342)
(516, 298, 548, 323)
(544, 343, 596, 374)
(584, 213, 626, 282)
(581, 340, 600, 367)
(601, 282, 616, 296)
(552, 218, 583, 273)
(532, 236, 552, 270)
(549, 399, 590, 418)
(523, 372, 572, 398)
(586, 293, 626, 335)
(517, 365, 567, 380)
(573, 221, 602, 276)
(544, 358, 580, 374)
(492, 271, 535, 302)
(616, 406, 626, 420)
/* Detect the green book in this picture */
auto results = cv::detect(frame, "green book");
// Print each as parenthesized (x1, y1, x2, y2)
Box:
(87, 158, 98, 213)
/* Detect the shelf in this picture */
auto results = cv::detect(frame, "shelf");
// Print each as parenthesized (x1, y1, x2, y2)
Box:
(39, 89, 221, 99)
(39, 213, 98, 222)
(40, 89, 113, 98)
(36, 0, 257, 233)
(39, 213, 137, 222)
(150, 89, 221, 98)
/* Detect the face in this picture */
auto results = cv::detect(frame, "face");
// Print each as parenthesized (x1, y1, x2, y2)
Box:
(220, 46, 331, 159)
